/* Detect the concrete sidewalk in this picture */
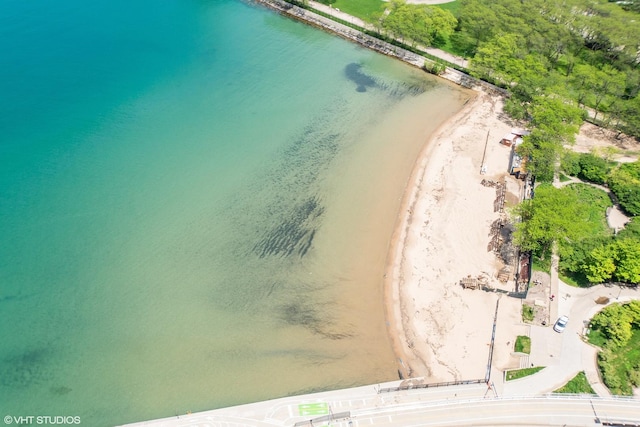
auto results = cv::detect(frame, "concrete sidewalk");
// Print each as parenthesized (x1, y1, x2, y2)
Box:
(501, 283, 639, 397)
(307, 0, 469, 67)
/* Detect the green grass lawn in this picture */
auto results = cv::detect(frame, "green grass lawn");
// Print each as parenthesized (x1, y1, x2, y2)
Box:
(316, 0, 461, 23)
(563, 184, 612, 237)
(506, 366, 545, 381)
(554, 372, 596, 394)
(434, 0, 460, 17)
(559, 270, 587, 287)
(587, 328, 608, 348)
(316, 0, 385, 22)
(514, 335, 531, 354)
(522, 304, 535, 323)
(559, 173, 573, 182)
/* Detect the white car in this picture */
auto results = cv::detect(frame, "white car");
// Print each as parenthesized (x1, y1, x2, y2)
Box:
(553, 315, 569, 333)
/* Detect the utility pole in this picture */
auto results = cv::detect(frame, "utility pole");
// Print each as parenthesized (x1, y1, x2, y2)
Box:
(480, 130, 490, 174)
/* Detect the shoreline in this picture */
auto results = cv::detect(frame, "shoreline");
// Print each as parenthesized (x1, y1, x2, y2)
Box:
(252, 0, 522, 382)
(383, 91, 525, 381)
(251, 0, 505, 94)
(383, 92, 479, 378)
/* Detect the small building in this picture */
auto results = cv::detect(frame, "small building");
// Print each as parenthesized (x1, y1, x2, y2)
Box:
(500, 128, 530, 147)
(508, 145, 528, 179)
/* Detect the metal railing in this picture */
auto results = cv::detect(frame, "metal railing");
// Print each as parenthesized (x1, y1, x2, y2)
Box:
(379, 379, 485, 393)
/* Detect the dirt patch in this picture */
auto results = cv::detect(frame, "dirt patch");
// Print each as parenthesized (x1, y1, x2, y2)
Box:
(571, 122, 640, 162)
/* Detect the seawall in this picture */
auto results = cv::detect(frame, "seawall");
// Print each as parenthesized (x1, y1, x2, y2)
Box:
(250, 0, 504, 93)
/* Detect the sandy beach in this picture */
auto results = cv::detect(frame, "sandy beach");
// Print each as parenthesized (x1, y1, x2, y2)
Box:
(385, 91, 527, 382)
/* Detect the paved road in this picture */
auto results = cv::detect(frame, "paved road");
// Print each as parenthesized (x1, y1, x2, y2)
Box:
(120, 381, 640, 426)
(502, 283, 639, 397)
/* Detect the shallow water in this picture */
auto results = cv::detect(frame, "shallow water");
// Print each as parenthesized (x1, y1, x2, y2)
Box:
(0, 0, 471, 424)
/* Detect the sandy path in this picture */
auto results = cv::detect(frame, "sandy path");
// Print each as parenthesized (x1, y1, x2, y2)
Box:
(385, 91, 526, 382)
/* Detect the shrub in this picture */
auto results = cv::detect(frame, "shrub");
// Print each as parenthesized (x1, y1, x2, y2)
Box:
(617, 217, 640, 240)
(577, 153, 613, 184)
(423, 61, 446, 75)
(522, 304, 535, 322)
(561, 150, 581, 176)
(514, 335, 531, 354)
(608, 161, 640, 216)
(590, 302, 640, 395)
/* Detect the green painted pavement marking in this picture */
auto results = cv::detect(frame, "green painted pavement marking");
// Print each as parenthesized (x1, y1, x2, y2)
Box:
(298, 402, 329, 416)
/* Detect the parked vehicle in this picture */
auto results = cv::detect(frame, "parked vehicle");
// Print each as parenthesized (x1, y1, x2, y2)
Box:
(553, 315, 569, 333)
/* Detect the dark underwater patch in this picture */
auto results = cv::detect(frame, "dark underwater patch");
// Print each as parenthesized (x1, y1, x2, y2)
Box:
(50, 385, 72, 396)
(279, 299, 354, 340)
(344, 63, 377, 92)
(0, 347, 53, 388)
(253, 196, 324, 258)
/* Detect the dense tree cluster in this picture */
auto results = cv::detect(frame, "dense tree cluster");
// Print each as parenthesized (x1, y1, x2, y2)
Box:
(454, 0, 640, 139)
(512, 184, 601, 255)
(562, 154, 640, 216)
(582, 238, 640, 283)
(590, 301, 640, 394)
(513, 181, 640, 285)
(561, 152, 616, 185)
(372, 0, 457, 48)
(592, 301, 640, 348)
(608, 161, 640, 216)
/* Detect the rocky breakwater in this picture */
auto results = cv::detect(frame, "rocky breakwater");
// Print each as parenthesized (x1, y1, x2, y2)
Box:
(252, 0, 426, 69)
(250, 0, 506, 93)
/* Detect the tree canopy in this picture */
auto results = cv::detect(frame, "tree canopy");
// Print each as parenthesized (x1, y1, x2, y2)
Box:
(460, 0, 640, 138)
(512, 184, 595, 254)
(608, 161, 640, 216)
(375, 0, 457, 48)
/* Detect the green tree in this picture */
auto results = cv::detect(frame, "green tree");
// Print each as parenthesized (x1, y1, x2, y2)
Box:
(617, 217, 640, 240)
(381, 1, 456, 48)
(517, 132, 557, 182)
(570, 64, 599, 108)
(577, 153, 612, 184)
(620, 96, 640, 138)
(608, 161, 640, 216)
(530, 95, 583, 144)
(517, 97, 583, 182)
(562, 236, 610, 275)
(613, 239, 640, 284)
(561, 150, 581, 177)
(512, 184, 593, 254)
(592, 65, 626, 121)
(591, 303, 634, 347)
(584, 244, 616, 283)
(456, 0, 499, 47)
(425, 6, 457, 46)
(470, 33, 524, 85)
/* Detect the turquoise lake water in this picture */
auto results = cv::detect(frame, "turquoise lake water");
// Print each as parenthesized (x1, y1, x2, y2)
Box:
(0, 0, 470, 425)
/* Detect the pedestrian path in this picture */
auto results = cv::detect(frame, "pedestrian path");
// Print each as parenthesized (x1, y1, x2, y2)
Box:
(307, 0, 469, 67)
(501, 283, 639, 397)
